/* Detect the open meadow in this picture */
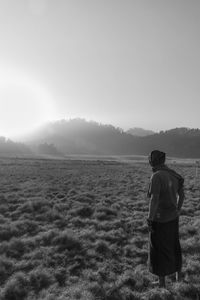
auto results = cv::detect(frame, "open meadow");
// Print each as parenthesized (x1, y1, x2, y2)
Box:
(0, 157, 200, 300)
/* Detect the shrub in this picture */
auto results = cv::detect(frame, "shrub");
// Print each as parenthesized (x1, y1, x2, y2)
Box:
(1, 272, 29, 300)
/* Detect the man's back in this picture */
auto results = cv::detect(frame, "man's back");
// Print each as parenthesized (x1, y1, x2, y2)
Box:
(149, 168, 181, 222)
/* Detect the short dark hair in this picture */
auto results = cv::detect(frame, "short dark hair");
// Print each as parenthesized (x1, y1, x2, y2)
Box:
(149, 150, 166, 167)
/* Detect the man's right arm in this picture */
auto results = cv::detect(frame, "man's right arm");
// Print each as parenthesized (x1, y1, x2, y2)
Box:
(148, 173, 161, 221)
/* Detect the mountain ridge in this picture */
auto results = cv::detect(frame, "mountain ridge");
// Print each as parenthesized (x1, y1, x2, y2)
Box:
(16, 118, 200, 158)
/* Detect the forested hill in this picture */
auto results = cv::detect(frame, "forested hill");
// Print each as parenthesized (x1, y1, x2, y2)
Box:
(0, 137, 31, 155)
(22, 119, 200, 158)
(126, 127, 155, 137)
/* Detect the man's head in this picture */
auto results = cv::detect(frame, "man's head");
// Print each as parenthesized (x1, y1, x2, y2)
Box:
(148, 150, 166, 167)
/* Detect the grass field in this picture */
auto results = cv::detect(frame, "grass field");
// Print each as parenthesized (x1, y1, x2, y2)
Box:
(0, 157, 199, 300)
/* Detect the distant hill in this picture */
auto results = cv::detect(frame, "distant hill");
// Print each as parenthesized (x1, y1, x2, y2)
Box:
(24, 118, 137, 155)
(20, 119, 200, 158)
(143, 127, 200, 158)
(126, 127, 155, 137)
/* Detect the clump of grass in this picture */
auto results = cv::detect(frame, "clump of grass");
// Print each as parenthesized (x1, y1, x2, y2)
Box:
(119, 287, 142, 300)
(44, 209, 63, 223)
(96, 206, 118, 216)
(116, 270, 136, 290)
(1, 238, 25, 259)
(38, 229, 59, 246)
(1, 272, 29, 300)
(18, 201, 34, 214)
(146, 288, 175, 300)
(29, 197, 50, 213)
(0, 224, 19, 242)
(0, 256, 15, 284)
(58, 282, 94, 300)
(95, 240, 111, 256)
(103, 282, 123, 300)
(52, 230, 83, 252)
(88, 281, 106, 299)
(95, 211, 112, 221)
(72, 216, 86, 228)
(173, 282, 199, 300)
(75, 193, 95, 204)
(54, 267, 67, 286)
(76, 205, 94, 218)
(29, 267, 55, 293)
(185, 259, 200, 276)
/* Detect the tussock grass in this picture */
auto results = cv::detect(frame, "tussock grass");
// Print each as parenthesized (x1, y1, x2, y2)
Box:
(1, 272, 29, 300)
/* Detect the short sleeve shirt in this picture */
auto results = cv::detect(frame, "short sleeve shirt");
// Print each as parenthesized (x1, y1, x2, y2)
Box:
(149, 170, 179, 222)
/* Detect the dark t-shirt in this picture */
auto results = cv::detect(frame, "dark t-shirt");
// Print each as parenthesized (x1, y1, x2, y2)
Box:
(148, 169, 180, 222)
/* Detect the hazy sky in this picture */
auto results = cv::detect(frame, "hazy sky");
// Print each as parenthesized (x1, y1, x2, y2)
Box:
(1, 0, 200, 136)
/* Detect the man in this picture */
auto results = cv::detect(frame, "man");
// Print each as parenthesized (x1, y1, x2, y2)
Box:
(147, 150, 184, 288)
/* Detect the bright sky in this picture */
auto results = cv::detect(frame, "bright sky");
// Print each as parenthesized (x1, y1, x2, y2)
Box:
(1, 0, 200, 137)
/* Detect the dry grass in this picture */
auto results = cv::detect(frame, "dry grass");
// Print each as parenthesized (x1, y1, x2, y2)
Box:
(0, 157, 199, 299)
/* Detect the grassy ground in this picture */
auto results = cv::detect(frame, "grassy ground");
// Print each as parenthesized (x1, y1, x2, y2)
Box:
(0, 157, 199, 300)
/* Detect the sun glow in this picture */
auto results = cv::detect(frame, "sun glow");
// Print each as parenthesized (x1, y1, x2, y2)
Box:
(0, 67, 56, 138)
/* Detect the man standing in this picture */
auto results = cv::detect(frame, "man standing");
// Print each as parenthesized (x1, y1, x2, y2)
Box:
(147, 150, 184, 288)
